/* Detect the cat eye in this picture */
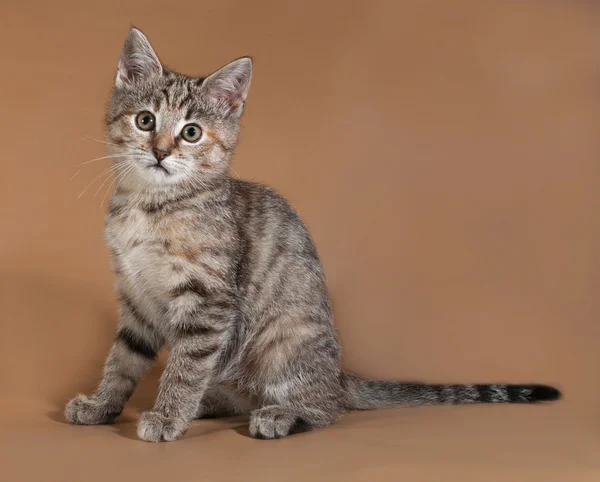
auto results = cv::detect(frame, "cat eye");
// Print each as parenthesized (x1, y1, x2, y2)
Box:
(135, 111, 155, 131)
(181, 123, 202, 143)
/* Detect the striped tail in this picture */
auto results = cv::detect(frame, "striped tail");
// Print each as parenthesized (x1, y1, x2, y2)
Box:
(343, 373, 561, 410)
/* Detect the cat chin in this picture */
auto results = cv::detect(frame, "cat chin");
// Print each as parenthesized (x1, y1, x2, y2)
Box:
(133, 167, 186, 187)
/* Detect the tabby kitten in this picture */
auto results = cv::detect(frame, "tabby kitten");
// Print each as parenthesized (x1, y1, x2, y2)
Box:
(65, 28, 561, 442)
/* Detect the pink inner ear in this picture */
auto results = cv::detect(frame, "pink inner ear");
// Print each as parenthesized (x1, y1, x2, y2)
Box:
(118, 70, 130, 83)
(117, 58, 138, 86)
(204, 59, 251, 116)
(209, 81, 246, 116)
(226, 91, 243, 114)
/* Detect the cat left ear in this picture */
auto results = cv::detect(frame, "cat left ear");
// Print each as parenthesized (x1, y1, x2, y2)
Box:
(201, 57, 252, 118)
(115, 27, 162, 88)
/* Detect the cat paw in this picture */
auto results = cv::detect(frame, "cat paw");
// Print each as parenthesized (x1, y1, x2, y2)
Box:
(249, 406, 300, 440)
(137, 411, 189, 442)
(64, 394, 117, 425)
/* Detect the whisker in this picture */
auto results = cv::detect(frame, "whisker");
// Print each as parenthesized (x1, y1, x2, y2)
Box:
(100, 166, 130, 207)
(75, 152, 135, 168)
(175, 156, 213, 191)
(93, 161, 133, 198)
(100, 177, 120, 209)
(70, 152, 136, 180)
(77, 163, 125, 199)
(83, 135, 120, 147)
(188, 171, 210, 191)
(101, 163, 136, 207)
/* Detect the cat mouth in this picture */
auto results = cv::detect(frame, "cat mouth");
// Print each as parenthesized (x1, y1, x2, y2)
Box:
(149, 164, 170, 175)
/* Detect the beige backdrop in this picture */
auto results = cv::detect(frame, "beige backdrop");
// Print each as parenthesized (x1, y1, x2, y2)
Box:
(0, 1, 598, 481)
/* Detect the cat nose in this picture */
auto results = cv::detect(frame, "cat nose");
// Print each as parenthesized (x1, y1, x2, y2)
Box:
(152, 148, 171, 162)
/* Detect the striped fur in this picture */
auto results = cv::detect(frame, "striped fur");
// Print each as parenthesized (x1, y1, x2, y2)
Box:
(343, 375, 560, 409)
(65, 28, 561, 441)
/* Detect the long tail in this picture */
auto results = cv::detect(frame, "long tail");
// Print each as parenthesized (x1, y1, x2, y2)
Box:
(343, 372, 561, 410)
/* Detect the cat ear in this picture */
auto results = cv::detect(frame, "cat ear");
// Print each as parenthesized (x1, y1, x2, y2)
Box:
(201, 57, 252, 118)
(115, 28, 162, 87)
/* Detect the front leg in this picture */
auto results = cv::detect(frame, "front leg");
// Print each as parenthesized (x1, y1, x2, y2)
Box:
(137, 279, 235, 442)
(65, 295, 164, 425)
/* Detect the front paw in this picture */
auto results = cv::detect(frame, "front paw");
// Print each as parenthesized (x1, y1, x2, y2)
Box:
(137, 411, 189, 442)
(65, 394, 117, 425)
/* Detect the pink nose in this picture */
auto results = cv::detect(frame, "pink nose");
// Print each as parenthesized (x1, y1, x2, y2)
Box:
(153, 148, 171, 161)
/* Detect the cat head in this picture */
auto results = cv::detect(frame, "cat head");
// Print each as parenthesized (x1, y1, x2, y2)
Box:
(105, 27, 252, 190)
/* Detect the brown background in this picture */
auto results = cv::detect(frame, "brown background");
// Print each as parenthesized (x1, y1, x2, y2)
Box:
(0, 1, 598, 480)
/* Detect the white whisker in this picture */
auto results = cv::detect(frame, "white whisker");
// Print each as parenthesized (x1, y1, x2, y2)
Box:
(174, 156, 213, 191)
(83, 135, 121, 147)
(188, 170, 210, 191)
(93, 161, 133, 198)
(70, 152, 136, 180)
(77, 163, 125, 199)
(102, 163, 136, 207)
(75, 152, 134, 168)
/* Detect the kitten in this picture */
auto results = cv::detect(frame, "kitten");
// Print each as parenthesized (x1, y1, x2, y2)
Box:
(65, 28, 561, 442)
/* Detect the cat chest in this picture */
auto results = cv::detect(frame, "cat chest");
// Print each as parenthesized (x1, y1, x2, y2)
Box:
(106, 212, 198, 300)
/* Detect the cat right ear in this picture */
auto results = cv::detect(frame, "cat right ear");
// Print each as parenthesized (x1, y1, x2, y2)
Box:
(201, 57, 253, 118)
(115, 27, 162, 88)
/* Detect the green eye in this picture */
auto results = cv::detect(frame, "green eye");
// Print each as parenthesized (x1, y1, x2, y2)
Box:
(181, 123, 202, 143)
(135, 111, 155, 131)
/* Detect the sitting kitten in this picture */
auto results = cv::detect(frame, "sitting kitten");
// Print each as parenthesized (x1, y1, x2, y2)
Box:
(65, 28, 561, 442)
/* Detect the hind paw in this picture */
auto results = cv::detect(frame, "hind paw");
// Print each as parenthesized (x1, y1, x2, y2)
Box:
(249, 406, 304, 440)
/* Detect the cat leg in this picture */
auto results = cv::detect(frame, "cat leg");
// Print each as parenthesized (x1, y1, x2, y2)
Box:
(245, 313, 346, 439)
(65, 295, 164, 425)
(137, 284, 236, 442)
(249, 371, 344, 439)
(249, 404, 340, 440)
